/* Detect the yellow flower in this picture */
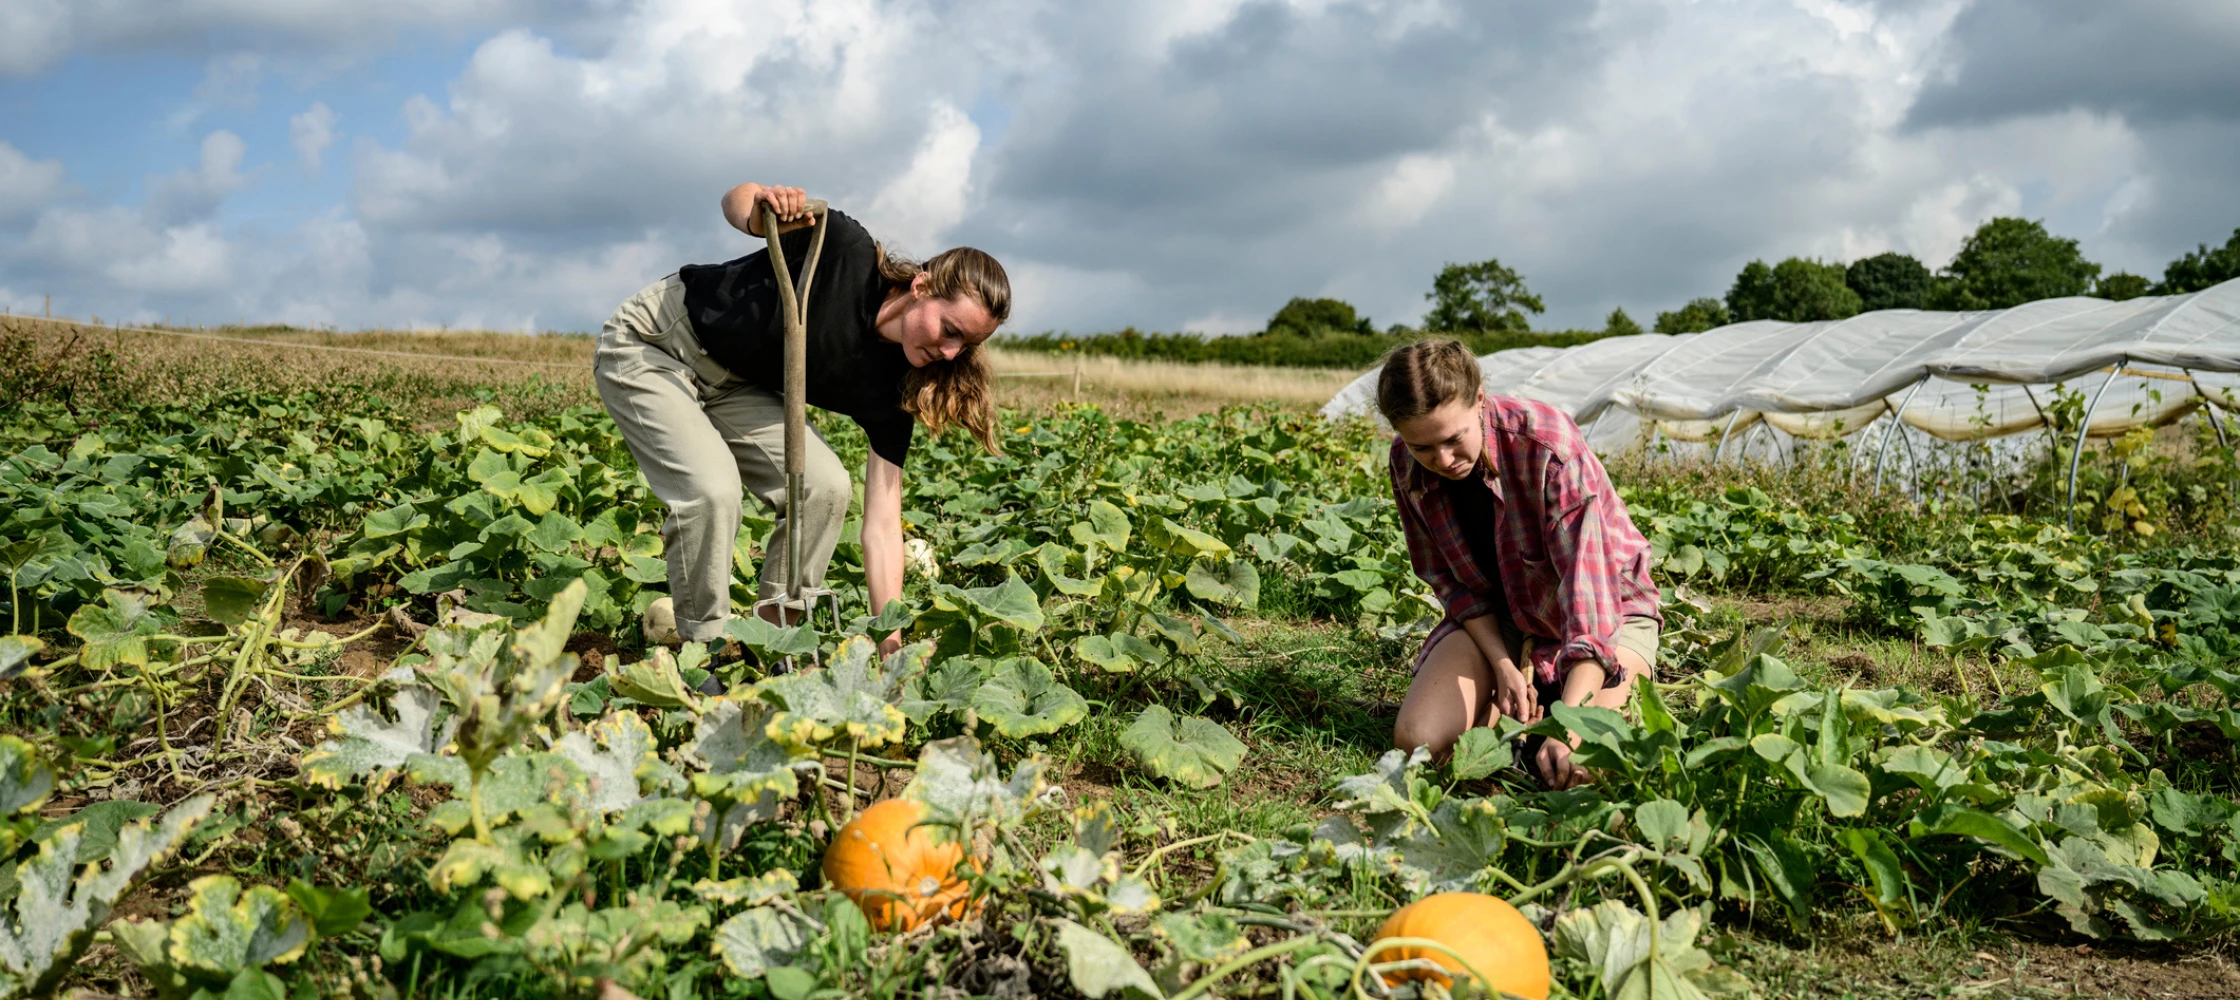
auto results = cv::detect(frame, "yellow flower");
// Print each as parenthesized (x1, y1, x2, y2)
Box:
(1015, 425, 1032, 435)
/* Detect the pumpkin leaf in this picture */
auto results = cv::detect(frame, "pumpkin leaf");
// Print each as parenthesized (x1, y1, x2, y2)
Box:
(937, 573, 1045, 632)
(1055, 919, 1164, 999)
(1070, 500, 1133, 553)
(551, 711, 657, 813)
(298, 677, 452, 790)
(284, 880, 374, 939)
(0, 734, 55, 818)
(66, 589, 165, 671)
(0, 635, 42, 680)
(1183, 558, 1259, 609)
(972, 657, 1088, 738)
(1074, 633, 1166, 673)
(201, 576, 272, 627)
(905, 735, 1054, 829)
(1449, 728, 1512, 781)
(1147, 517, 1230, 559)
(0, 795, 212, 997)
(899, 656, 984, 725)
(713, 905, 819, 978)
(755, 636, 918, 751)
(607, 646, 701, 710)
(1391, 797, 1507, 894)
(683, 696, 813, 802)
(1119, 706, 1244, 790)
(165, 875, 313, 977)
(1038, 546, 1105, 597)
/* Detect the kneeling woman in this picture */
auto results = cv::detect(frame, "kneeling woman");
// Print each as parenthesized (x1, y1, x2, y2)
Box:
(1379, 339, 1660, 789)
(596, 183, 1005, 657)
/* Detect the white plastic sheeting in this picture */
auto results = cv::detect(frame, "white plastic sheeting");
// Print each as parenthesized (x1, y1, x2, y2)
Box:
(1320, 277, 2240, 458)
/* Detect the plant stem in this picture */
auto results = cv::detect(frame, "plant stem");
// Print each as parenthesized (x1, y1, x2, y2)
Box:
(469, 766, 494, 844)
(845, 735, 861, 823)
(1169, 934, 1322, 1000)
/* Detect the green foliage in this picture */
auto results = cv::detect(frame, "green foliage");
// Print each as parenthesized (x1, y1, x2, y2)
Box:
(2095, 271, 2153, 301)
(1604, 307, 1643, 337)
(1119, 705, 1246, 790)
(1424, 258, 1546, 334)
(1845, 251, 1932, 311)
(2155, 226, 2240, 294)
(1263, 297, 1373, 337)
(1726, 257, 1862, 322)
(1654, 297, 1730, 334)
(1930, 217, 2102, 309)
(1000, 325, 1610, 369)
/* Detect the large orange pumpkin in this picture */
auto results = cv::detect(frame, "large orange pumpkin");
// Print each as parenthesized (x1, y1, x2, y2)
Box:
(821, 799, 977, 931)
(1371, 892, 1549, 999)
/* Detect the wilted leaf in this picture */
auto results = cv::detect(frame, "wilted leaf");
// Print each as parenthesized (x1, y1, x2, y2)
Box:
(1119, 706, 1244, 790)
(201, 575, 272, 627)
(1055, 919, 1163, 999)
(607, 646, 701, 710)
(0, 735, 55, 819)
(1392, 798, 1507, 893)
(1147, 518, 1229, 559)
(1075, 633, 1166, 673)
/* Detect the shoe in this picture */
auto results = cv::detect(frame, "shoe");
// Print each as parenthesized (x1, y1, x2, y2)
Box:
(641, 597, 682, 646)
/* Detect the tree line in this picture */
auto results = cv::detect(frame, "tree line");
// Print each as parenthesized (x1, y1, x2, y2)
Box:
(1645, 219, 2240, 333)
(1004, 219, 2240, 367)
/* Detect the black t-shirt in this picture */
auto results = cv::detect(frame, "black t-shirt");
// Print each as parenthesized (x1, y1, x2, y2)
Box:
(676, 209, 916, 466)
(1446, 470, 1510, 619)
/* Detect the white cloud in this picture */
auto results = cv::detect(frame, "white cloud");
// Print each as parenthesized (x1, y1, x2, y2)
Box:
(144, 130, 251, 226)
(0, 142, 68, 224)
(290, 102, 338, 169)
(865, 102, 982, 256)
(0, 0, 2234, 336)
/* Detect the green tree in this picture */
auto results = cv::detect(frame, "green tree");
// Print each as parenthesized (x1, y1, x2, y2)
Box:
(1263, 297, 1374, 337)
(2155, 227, 2240, 294)
(1724, 260, 1777, 322)
(1423, 259, 1545, 333)
(2094, 272, 2152, 301)
(1654, 297, 1730, 334)
(1727, 257, 1861, 322)
(1928, 217, 2100, 310)
(1845, 252, 1932, 311)
(1604, 307, 1643, 337)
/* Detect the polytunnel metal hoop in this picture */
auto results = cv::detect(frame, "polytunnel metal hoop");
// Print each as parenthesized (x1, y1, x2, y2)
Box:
(1711, 410, 1744, 465)
(1873, 375, 1932, 494)
(2063, 360, 2126, 532)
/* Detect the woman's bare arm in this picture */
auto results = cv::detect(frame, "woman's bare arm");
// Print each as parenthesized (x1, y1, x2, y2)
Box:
(721, 183, 818, 238)
(862, 450, 906, 655)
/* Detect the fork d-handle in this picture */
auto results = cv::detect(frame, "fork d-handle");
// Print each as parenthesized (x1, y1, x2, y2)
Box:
(761, 199, 830, 609)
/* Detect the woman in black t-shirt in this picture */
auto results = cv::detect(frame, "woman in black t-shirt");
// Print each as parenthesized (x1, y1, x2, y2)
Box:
(594, 183, 1007, 657)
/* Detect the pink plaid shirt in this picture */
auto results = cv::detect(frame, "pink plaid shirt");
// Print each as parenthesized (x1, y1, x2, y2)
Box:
(1391, 395, 1660, 686)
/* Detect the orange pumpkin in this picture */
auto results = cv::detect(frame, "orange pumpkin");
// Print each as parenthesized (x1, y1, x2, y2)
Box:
(821, 798, 977, 931)
(1371, 892, 1549, 999)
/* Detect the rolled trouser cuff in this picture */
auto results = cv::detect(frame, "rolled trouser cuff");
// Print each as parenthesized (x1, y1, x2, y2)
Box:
(675, 611, 730, 644)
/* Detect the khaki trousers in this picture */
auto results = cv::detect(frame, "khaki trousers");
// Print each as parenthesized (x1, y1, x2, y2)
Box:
(593, 274, 850, 642)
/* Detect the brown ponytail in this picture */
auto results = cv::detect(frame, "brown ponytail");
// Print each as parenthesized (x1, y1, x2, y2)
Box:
(1375, 338, 1480, 423)
(876, 244, 1009, 454)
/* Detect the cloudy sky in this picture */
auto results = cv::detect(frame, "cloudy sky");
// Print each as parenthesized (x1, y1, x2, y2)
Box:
(0, 0, 2234, 335)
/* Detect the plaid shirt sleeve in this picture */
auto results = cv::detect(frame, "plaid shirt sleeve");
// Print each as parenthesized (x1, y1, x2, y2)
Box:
(1390, 442, 1494, 626)
(1542, 450, 1638, 687)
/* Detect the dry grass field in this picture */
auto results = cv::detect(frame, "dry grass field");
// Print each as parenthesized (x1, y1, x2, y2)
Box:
(1, 314, 1359, 422)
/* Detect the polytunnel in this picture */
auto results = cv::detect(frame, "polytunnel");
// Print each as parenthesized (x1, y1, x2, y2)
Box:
(1320, 277, 2240, 511)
